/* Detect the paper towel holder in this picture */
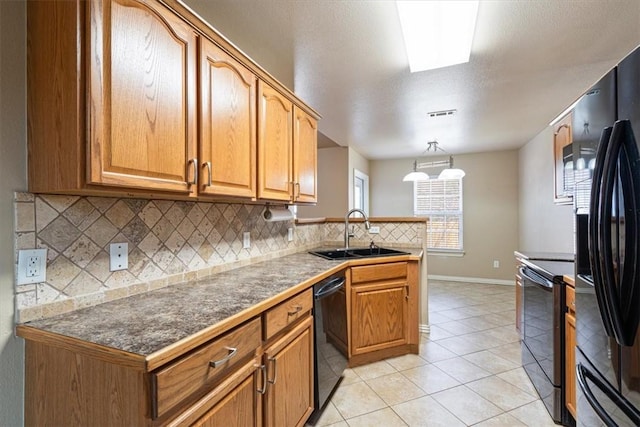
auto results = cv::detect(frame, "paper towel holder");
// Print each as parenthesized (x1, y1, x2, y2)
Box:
(262, 203, 294, 222)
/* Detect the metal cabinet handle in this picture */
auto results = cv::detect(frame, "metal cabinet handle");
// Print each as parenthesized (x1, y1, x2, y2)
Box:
(208, 346, 237, 368)
(287, 305, 303, 316)
(289, 181, 295, 199)
(187, 158, 198, 185)
(267, 356, 277, 385)
(203, 161, 212, 187)
(257, 364, 267, 395)
(295, 182, 300, 199)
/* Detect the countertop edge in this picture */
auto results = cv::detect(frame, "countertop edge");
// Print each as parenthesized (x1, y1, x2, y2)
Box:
(18, 249, 423, 372)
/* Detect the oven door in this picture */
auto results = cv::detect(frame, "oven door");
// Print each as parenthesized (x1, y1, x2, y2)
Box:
(521, 264, 563, 422)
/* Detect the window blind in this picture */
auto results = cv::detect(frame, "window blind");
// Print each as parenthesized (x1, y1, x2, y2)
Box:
(414, 178, 463, 250)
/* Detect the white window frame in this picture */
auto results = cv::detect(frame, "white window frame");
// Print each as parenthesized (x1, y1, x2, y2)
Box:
(353, 169, 369, 216)
(413, 177, 464, 253)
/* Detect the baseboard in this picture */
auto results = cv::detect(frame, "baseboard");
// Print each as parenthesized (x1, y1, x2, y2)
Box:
(419, 324, 430, 334)
(427, 275, 514, 286)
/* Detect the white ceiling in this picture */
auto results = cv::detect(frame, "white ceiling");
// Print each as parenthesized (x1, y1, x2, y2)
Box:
(183, 0, 640, 159)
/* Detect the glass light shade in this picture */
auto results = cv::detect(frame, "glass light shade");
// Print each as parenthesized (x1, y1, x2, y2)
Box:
(403, 171, 429, 182)
(588, 158, 596, 170)
(564, 160, 574, 171)
(576, 157, 586, 170)
(438, 168, 466, 179)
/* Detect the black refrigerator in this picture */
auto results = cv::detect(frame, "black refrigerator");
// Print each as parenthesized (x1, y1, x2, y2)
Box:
(574, 45, 640, 426)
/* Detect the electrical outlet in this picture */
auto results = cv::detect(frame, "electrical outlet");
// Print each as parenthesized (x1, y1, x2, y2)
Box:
(493, 260, 500, 268)
(17, 249, 47, 285)
(369, 226, 380, 234)
(287, 227, 294, 242)
(110, 243, 128, 271)
(243, 232, 251, 249)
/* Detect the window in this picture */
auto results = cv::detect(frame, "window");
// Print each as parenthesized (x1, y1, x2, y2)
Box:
(353, 169, 369, 215)
(414, 178, 463, 251)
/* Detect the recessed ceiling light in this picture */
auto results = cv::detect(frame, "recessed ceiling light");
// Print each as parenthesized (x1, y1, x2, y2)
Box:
(396, 1, 479, 73)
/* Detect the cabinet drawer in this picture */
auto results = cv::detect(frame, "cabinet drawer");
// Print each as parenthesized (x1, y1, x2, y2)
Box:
(566, 284, 576, 314)
(264, 288, 312, 340)
(351, 262, 407, 284)
(153, 317, 262, 419)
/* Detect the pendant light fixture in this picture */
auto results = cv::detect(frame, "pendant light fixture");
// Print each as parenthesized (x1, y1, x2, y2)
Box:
(402, 141, 466, 182)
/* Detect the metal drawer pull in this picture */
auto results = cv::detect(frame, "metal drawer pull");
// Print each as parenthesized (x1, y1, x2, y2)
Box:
(187, 158, 198, 185)
(209, 346, 237, 368)
(295, 182, 301, 198)
(257, 364, 267, 395)
(267, 357, 277, 385)
(287, 305, 303, 316)
(203, 161, 212, 187)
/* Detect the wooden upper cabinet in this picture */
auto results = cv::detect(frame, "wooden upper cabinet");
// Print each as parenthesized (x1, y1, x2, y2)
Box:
(88, 0, 198, 193)
(293, 106, 318, 203)
(27, 0, 319, 200)
(258, 82, 294, 201)
(199, 38, 257, 199)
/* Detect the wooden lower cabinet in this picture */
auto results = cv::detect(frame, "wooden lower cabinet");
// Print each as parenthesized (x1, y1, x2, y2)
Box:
(565, 283, 577, 419)
(347, 261, 419, 366)
(263, 315, 314, 427)
(170, 357, 263, 427)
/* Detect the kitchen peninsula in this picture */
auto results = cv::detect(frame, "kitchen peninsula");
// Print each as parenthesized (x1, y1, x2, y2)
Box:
(17, 248, 422, 426)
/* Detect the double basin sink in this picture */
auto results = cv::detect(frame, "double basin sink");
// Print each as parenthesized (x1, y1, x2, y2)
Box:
(309, 247, 410, 260)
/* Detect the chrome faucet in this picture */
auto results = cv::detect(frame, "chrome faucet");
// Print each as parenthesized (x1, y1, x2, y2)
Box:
(344, 208, 371, 249)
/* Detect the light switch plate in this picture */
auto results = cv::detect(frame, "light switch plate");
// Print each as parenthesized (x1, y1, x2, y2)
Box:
(369, 226, 380, 234)
(243, 232, 251, 249)
(17, 249, 47, 285)
(288, 228, 294, 242)
(110, 243, 128, 271)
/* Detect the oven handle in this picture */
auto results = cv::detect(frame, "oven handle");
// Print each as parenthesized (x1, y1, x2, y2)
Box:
(519, 266, 553, 290)
(314, 277, 345, 300)
(576, 362, 640, 426)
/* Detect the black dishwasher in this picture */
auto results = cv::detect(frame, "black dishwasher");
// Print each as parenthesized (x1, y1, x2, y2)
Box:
(308, 273, 348, 424)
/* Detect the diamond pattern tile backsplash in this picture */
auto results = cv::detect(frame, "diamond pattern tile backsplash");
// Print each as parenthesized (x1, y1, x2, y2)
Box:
(13, 192, 425, 322)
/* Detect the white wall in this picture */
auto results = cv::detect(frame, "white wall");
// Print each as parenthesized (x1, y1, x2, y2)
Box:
(0, 1, 26, 425)
(518, 126, 574, 253)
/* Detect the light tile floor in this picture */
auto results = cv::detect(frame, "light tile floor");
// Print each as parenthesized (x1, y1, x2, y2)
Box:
(313, 280, 556, 427)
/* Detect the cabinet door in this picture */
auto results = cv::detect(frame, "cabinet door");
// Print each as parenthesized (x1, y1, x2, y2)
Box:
(293, 106, 317, 203)
(264, 316, 314, 427)
(88, 0, 197, 193)
(351, 281, 408, 356)
(565, 302, 577, 418)
(168, 357, 262, 427)
(200, 38, 257, 199)
(192, 365, 261, 427)
(258, 81, 293, 201)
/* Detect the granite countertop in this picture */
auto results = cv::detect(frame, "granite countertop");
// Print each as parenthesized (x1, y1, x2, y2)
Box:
(20, 246, 422, 364)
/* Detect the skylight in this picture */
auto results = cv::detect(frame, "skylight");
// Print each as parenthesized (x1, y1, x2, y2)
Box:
(396, 1, 479, 73)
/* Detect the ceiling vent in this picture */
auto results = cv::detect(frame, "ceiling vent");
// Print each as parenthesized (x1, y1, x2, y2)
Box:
(427, 109, 457, 118)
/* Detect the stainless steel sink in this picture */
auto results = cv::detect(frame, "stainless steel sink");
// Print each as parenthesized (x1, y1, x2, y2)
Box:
(309, 247, 410, 260)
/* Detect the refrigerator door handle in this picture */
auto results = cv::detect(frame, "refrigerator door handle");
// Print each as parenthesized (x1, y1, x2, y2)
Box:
(599, 121, 627, 344)
(577, 363, 640, 427)
(589, 126, 616, 338)
(613, 120, 640, 345)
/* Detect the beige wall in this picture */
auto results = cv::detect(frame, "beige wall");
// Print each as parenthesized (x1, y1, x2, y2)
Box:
(297, 147, 349, 218)
(370, 150, 520, 282)
(0, 1, 26, 425)
(348, 147, 370, 212)
(518, 126, 574, 252)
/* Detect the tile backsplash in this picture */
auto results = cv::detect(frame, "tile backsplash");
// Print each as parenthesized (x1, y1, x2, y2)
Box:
(14, 193, 425, 323)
